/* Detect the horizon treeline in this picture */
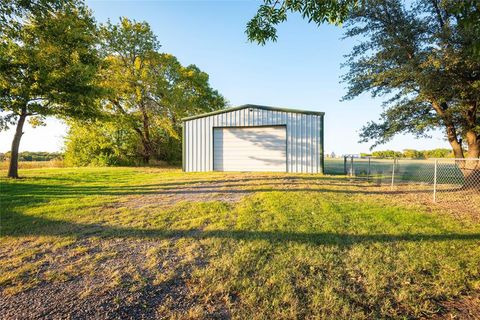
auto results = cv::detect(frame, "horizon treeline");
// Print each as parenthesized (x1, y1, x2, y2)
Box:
(359, 149, 455, 159)
(0, 151, 62, 162)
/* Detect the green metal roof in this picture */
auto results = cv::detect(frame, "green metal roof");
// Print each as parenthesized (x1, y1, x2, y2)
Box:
(181, 104, 325, 121)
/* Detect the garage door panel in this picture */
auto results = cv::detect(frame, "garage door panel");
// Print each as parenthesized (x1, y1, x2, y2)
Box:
(213, 126, 286, 172)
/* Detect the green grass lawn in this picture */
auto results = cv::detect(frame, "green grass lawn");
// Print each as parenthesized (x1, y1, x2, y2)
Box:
(1, 167, 479, 319)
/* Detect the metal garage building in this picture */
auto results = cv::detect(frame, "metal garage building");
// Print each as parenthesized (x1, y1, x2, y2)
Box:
(182, 104, 325, 173)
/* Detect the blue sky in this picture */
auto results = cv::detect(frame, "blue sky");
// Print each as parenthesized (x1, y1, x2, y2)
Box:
(0, 0, 449, 155)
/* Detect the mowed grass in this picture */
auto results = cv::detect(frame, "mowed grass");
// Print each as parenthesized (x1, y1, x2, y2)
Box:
(1, 167, 480, 319)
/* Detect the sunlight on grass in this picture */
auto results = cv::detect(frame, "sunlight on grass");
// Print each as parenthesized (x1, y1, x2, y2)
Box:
(1, 167, 479, 318)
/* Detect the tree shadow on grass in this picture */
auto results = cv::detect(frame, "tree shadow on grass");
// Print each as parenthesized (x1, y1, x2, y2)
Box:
(0, 173, 450, 246)
(1, 180, 430, 202)
(14, 174, 347, 187)
(2, 210, 479, 247)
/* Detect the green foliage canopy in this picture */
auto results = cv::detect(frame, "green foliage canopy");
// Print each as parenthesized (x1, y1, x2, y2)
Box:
(246, 0, 358, 44)
(0, 0, 103, 177)
(1, 0, 102, 128)
(65, 17, 227, 166)
(342, 0, 480, 159)
(64, 120, 139, 166)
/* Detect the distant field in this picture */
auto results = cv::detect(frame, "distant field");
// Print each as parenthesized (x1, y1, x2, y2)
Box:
(1, 167, 479, 319)
(0, 160, 64, 170)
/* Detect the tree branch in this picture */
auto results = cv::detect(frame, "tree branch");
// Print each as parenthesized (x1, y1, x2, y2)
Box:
(430, 0, 445, 29)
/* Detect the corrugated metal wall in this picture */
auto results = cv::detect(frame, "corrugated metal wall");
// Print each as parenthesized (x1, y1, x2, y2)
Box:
(183, 107, 324, 173)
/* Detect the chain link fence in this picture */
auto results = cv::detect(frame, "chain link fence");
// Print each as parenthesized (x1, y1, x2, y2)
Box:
(324, 157, 480, 212)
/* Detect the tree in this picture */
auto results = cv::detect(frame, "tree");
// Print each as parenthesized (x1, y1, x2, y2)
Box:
(371, 150, 403, 158)
(424, 148, 454, 159)
(246, 0, 358, 44)
(64, 119, 139, 166)
(453, 0, 480, 56)
(1, 0, 61, 24)
(403, 149, 424, 159)
(247, 1, 480, 184)
(341, 0, 479, 184)
(246, 1, 479, 52)
(0, 0, 102, 178)
(98, 18, 226, 164)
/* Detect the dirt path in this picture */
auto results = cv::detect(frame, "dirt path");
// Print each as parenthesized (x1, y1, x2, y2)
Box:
(0, 237, 227, 319)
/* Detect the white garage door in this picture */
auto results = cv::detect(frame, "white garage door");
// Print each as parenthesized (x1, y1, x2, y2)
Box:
(213, 126, 287, 172)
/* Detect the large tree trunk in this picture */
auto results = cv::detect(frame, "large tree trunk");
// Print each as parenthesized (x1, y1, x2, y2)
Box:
(431, 100, 465, 158)
(433, 100, 479, 188)
(7, 108, 27, 179)
(445, 121, 464, 159)
(461, 130, 480, 188)
(141, 137, 152, 164)
(132, 127, 152, 164)
(461, 162, 480, 188)
(465, 131, 480, 159)
(140, 103, 154, 164)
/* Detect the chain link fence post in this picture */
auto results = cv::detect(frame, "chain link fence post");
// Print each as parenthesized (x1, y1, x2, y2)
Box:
(367, 157, 372, 181)
(391, 158, 396, 190)
(433, 159, 438, 203)
(350, 156, 354, 177)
